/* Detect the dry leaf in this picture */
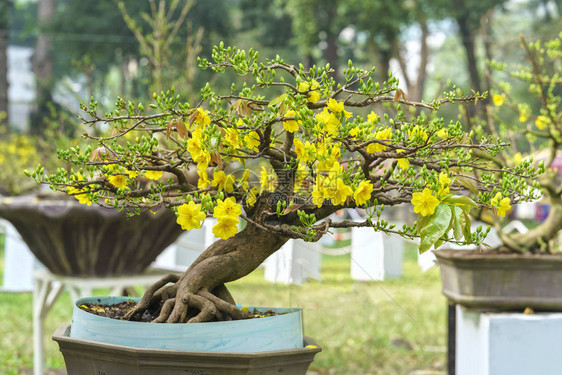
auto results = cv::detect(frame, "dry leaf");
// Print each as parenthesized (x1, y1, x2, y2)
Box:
(210, 151, 223, 169)
(176, 120, 188, 139)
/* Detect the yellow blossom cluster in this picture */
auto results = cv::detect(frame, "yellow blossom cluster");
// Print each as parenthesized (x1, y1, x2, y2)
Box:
(490, 192, 512, 217)
(212, 197, 242, 239)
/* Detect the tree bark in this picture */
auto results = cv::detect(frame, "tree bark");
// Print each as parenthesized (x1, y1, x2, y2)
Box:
(504, 198, 562, 253)
(455, 12, 482, 95)
(32, 0, 55, 83)
(324, 6, 339, 79)
(412, 22, 429, 102)
(0, 1, 10, 123)
(126, 222, 291, 323)
(30, 0, 56, 135)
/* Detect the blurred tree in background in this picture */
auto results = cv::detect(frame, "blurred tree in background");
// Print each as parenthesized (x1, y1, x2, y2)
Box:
(1, 0, 560, 138)
(0, 0, 11, 122)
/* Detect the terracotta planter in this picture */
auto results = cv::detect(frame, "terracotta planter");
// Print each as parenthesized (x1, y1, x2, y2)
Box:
(0, 194, 183, 276)
(434, 249, 562, 311)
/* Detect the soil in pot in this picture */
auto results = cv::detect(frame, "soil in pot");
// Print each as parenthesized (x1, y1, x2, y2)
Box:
(79, 300, 285, 322)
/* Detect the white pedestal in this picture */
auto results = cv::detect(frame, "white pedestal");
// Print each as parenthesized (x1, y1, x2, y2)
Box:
(264, 239, 322, 285)
(456, 305, 562, 375)
(350, 227, 404, 281)
(1, 219, 38, 292)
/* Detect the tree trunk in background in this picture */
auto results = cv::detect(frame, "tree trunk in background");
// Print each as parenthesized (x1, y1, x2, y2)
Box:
(30, 0, 56, 134)
(412, 22, 429, 102)
(32, 0, 55, 83)
(0, 1, 10, 124)
(456, 13, 482, 95)
(481, 9, 494, 96)
(324, 6, 339, 79)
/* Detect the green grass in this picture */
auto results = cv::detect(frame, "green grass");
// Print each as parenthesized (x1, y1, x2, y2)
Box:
(0, 243, 447, 375)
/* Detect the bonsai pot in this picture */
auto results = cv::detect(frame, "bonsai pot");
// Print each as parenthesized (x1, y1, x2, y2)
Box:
(434, 249, 562, 311)
(0, 194, 183, 276)
(52, 296, 321, 374)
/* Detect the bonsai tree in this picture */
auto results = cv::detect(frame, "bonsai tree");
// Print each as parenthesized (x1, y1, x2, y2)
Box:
(30, 44, 539, 323)
(479, 33, 561, 253)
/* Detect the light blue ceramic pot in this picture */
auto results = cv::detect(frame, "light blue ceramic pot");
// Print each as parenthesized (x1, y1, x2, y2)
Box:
(70, 296, 304, 352)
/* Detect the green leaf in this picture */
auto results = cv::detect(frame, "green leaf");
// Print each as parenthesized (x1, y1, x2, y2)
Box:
(419, 204, 453, 254)
(443, 195, 478, 214)
(451, 206, 464, 242)
(455, 177, 478, 196)
(269, 94, 287, 108)
(462, 211, 472, 240)
(416, 213, 431, 235)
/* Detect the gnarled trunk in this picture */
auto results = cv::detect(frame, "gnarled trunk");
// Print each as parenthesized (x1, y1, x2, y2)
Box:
(501, 199, 562, 253)
(126, 222, 290, 323)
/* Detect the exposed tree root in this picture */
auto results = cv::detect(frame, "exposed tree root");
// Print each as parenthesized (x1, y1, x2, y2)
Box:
(125, 220, 303, 324)
(124, 272, 252, 323)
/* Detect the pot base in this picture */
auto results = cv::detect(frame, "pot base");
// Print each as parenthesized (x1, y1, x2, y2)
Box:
(53, 325, 321, 375)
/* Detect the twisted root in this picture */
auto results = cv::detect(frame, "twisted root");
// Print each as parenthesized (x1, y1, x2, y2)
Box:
(124, 273, 251, 323)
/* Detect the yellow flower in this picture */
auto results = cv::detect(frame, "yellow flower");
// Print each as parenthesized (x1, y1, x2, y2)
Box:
(366, 127, 392, 153)
(126, 170, 139, 179)
(519, 114, 528, 122)
(349, 126, 360, 138)
(145, 170, 163, 180)
(492, 94, 504, 106)
(260, 166, 277, 193)
(213, 197, 242, 221)
(246, 187, 259, 207)
(176, 201, 207, 231)
(197, 169, 210, 189)
(238, 169, 251, 191)
(298, 80, 321, 103)
(195, 108, 211, 128)
(196, 154, 211, 170)
(323, 177, 352, 206)
(187, 128, 205, 159)
(513, 152, 522, 166)
(108, 174, 127, 189)
(291, 163, 309, 193)
(211, 170, 235, 193)
(294, 138, 315, 164)
(244, 131, 260, 151)
(490, 192, 512, 217)
(224, 127, 241, 149)
(408, 125, 428, 142)
(354, 180, 373, 206)
(436, 128, 448, 139)
(437, 172, 451, 197)
(397, 158, 409, 169)
(535, 115, 549, 130)
(327, 98, 345, 113)
(67, 187, 92, 206)
(315, 108, 340, 136)
(283, 110, 299, 133)
(367, 111, 379, 124)
(212, 218, 239, 239)
(411, 188, 440, 217)
(311, 184, 326, 208)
